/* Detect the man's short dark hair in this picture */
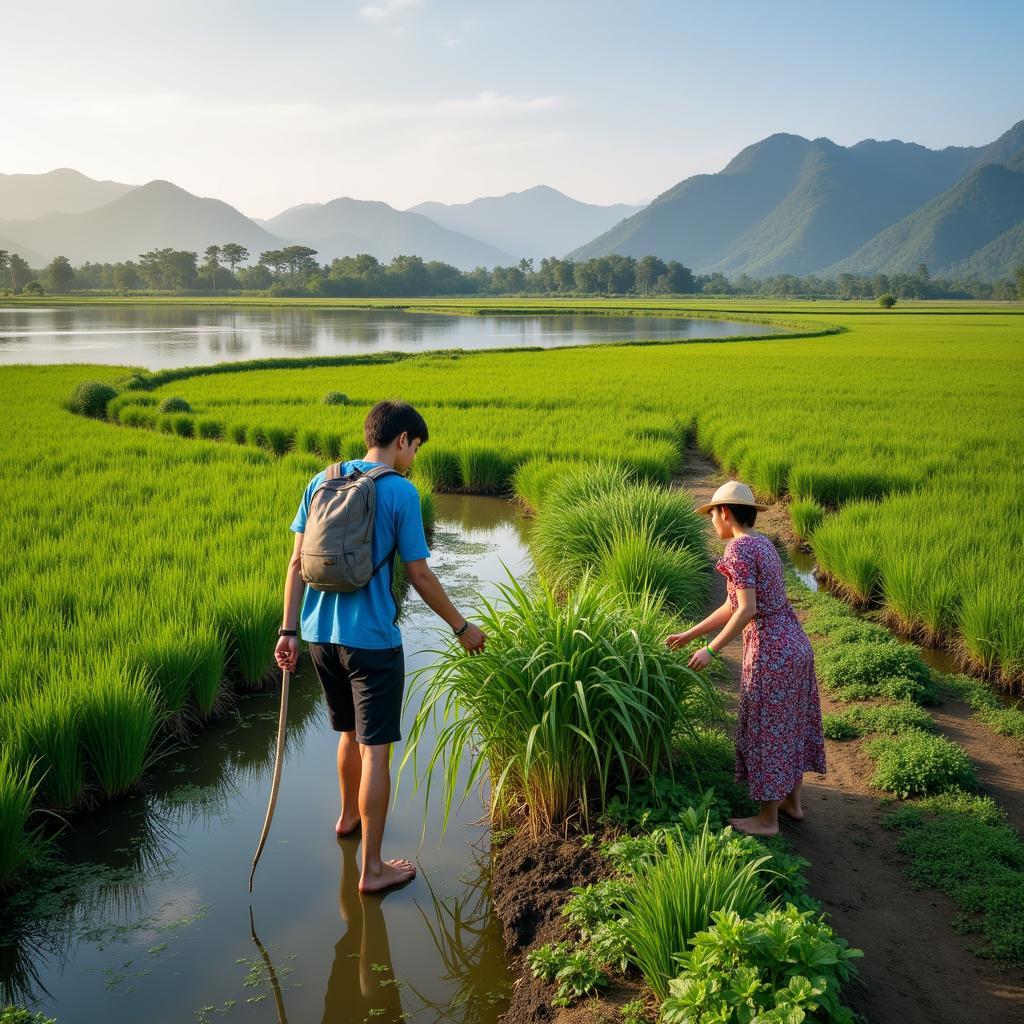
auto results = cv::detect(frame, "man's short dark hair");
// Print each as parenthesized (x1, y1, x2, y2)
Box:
(723, 503, 757, 527)
(364, 400, 429, 448)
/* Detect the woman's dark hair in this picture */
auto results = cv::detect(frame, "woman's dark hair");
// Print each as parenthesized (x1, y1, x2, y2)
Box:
(722, 503, 757, 527)
(363, 400, 429, 448)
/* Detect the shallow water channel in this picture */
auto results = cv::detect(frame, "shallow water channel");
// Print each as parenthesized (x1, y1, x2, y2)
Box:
(0, 305, 783, 368)
(1, 494, 532, 1023)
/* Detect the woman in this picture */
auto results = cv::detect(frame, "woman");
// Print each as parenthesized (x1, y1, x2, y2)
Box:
(667, 481, 826, 835)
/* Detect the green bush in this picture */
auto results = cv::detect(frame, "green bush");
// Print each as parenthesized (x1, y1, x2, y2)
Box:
(816, 639, 933, 699)
(878, 293, 897, 308)
(0, 1008, 57, 1024)
(823, 701, 935, 740)
(322, 391, 349, 405)
(400, 576, 719, 836)
(866, 730, 976, 798)
(618, 823, 771, 999)
(158, 396, 192, 414)
(67, 380, 117, 419)
(662, 906, 862, 1024)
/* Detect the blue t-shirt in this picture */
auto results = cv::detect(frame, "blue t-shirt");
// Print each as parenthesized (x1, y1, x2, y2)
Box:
(290, 461, 431, 649)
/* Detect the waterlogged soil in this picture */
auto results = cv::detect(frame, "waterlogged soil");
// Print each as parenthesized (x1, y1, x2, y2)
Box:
(677, 447, 1024, 1024)
(1, 494, 532, 1024)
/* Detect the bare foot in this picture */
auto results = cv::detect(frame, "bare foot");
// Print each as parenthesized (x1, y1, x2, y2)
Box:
(335, 814, 361, 837)
(729, 815, 778, 837)
(779, 796, 804, 821)
(359, 858, 417, 894)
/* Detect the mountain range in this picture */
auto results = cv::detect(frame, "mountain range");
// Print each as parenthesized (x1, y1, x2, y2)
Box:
(2, 118, 1023, 280)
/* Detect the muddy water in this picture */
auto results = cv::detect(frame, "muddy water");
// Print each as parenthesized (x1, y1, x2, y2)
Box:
(1, 494, 532, 1023)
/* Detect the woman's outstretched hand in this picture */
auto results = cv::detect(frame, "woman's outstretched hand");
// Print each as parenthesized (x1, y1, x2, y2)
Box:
(665, 631, 692, 650)
(687, 646, 713, 671)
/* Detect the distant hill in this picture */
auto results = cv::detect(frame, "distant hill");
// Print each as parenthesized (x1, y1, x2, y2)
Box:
(409, 185, 643, 259)
(571, 119, 1024, 278)
(826, 159, 1024, 279)
(571, 134, 978, 275)
(0, 181, 287, 265)
(263, 198, 512, 269)
(944, 221, 1024, 280)
(0, 232, 44, 268)
(0, 168, 134, 220)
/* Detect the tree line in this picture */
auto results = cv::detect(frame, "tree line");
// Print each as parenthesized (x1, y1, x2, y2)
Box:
(1, 246, 1022, 302)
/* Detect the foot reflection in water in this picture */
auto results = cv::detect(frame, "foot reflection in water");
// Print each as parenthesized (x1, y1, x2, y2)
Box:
(324, 834, 404, 1024)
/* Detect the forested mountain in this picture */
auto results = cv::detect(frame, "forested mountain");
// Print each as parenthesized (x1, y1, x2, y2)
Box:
(0, 181, 287, 264)
(572, 120, 1024, 280)
(263, 197, 512, 269)
(410, 185, 643, 260)
(0, 168, 134, 220)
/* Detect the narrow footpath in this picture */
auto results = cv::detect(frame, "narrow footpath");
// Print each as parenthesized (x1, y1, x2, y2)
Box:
(677, 446, 1024, 1024)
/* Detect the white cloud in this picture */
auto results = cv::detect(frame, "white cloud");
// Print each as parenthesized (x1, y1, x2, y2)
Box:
(358, 0, 422, 20)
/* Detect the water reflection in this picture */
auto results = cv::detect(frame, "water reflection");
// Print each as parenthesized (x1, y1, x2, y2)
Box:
(0, 306, 784, 369)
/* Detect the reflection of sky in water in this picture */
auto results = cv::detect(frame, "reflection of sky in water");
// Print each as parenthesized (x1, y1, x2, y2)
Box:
(0, 306, 783, 368)
(1, 495, 530, 1024)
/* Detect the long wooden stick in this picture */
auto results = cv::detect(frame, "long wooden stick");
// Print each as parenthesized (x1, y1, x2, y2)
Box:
(249, 668, 291, 893)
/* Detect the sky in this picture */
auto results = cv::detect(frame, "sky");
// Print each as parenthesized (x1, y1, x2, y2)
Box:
(4, 0, 1023, 219)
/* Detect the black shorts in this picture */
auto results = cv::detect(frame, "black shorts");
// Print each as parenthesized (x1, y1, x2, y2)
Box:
(307, 643, 405, 745)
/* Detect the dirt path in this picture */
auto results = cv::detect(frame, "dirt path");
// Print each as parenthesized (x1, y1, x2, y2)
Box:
(676, 446, 1024, 1024)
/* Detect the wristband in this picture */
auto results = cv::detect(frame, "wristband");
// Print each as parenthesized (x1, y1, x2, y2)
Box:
(705, 645, 718, 659)
(278, 628, 297, 637)
(453, 620, 470, 637)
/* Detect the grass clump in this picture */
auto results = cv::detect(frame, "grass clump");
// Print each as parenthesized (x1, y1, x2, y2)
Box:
(413, 447, 461, 490)
(882, 790, 1024, 964)
(822, 701, 935, 740)
(816, 639, 936, 704)
(662, 906, 862, 1024)
(618, 823, 771, 999)
(865, 730, 976, 798)
(322, 391, 348, 405)
(789, 498, 825, 540)
(158, 396, 192, 414)
(0, 751, 39, 886)
(456, 445, 514, 494)
(66, 380, 117, 419)
(400, 576, 719, 837)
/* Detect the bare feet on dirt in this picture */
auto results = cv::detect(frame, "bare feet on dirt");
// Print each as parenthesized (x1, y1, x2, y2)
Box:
(729, 815, 779, 836)
(358, 858, 417, 894)
(335, 814, 361, 837)
(779, 795, 805, 821)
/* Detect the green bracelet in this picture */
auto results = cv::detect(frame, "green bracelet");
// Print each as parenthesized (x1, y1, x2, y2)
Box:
(705, 645, 719, 659)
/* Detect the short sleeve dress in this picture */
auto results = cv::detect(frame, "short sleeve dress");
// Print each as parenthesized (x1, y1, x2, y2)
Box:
(717, 533, 827, 802)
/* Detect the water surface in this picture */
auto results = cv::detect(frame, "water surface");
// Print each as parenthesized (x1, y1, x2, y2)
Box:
(1, 494, 531, 1024)
(0, 306, 783, 368)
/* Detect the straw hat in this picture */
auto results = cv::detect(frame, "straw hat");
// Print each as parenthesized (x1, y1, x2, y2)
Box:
(695, 480, 770, 516)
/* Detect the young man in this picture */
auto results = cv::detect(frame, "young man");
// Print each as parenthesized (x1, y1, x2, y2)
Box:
(274, 400, 486, 894)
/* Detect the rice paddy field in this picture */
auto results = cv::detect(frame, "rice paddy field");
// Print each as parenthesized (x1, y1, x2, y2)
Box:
(0, 296, 1022, 1020)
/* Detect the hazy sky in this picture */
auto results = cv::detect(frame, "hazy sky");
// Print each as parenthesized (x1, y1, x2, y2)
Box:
(5, 0, 1023, 218)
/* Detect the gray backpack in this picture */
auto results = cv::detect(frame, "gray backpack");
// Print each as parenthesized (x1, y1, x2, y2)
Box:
(299, 463, 400, 593)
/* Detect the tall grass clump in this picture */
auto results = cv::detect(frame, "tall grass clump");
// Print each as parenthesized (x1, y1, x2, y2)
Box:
(456, 446, 514, 494)
(79, 667, 163, 799)
(0, 750, 39, 886)
(413, 447, 461, 490)
(10, 688, 84, 809)
(619, 823, 771, 999)
(216, 586, 280, 687)
(400, 576, 720, 837)
(789, 498, 824, 540)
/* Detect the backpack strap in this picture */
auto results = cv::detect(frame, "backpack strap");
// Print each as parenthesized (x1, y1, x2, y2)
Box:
(325, 462, 344, 481)
(363, 465, 401, 481)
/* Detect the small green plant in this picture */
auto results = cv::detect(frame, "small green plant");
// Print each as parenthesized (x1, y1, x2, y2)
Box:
(527, 941, 571, 983)
(823, 701, 935, 740)
(551, 949, 608, 1007)
(0, 1008, 58, 1024)
(67, 380, 117, 419)
(322, 391, 349, 405)
(866, 730, 976, 798)
(816, 639, 934, 704)
(158, 396, 192, 414)
(619, 999, 648, 1024)
(661, 906, 862, 1024)
(562, 879, 634, 936)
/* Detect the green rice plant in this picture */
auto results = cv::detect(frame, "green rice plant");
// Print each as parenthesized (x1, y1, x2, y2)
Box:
(196, 417, 224, 441)
(78, 666, 163, 799)
(399, 576, 719, 837)
(322, 391, 348, 405)
(215, 586, 280, 687)
(119, 406, 157, 429)
(189, 624, 228, 718)
(413, 447, 461, 490)
(532, 481, 705, 588)
(511, 457, 580, 513)
(456, 445, 514, 493)
(10, 687, 84, 809)
(662, 906, 862, 1024)
(595, 531, 708, 618)
(227, 422, 248, 445)
(295, 427, 319, 455)
(618, 823, 771, 999)
(158, 396, 192, 414)
(789, 498, 824, 540)
(133, 627, 200, 715)
(315, 430, 344, 461)
(620, 438, 679, 484)
(343, 436, 366, 461)
(250, 424, 293, 456)
(865, 730, 977, 798)
(745, 452, 790, 500)
(0, 749, 39, 886)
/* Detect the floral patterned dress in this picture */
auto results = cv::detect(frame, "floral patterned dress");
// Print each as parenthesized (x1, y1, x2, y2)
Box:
(717, 533, 827, 802)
